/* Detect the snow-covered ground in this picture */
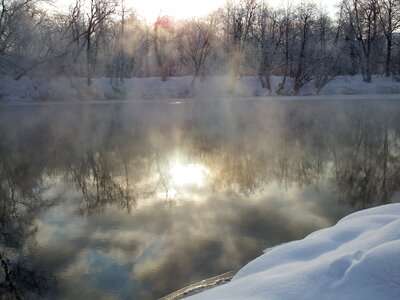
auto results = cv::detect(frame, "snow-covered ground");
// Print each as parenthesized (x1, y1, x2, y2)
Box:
(2, 75, 400, 102)
(187, 204, 400, 300)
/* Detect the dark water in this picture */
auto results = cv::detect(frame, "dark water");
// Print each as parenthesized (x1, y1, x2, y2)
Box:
(1, 100, 400, 299)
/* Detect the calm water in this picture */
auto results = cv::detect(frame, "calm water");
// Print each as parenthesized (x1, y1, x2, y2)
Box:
(1, 100, 400, 299)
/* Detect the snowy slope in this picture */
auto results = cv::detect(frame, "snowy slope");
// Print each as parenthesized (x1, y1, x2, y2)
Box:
(2, 75, 400, 102)
(188, 204, 400, 300)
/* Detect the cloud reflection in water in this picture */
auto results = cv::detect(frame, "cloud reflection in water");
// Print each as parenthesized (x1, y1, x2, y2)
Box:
(1, 100, 400, 299)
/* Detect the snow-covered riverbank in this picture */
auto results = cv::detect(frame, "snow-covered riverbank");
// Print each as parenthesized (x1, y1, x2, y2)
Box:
(2, 75, 400, 102)
(187, 204, 400, 300)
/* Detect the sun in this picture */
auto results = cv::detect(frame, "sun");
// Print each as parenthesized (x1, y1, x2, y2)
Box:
(169, 160, 206, 187)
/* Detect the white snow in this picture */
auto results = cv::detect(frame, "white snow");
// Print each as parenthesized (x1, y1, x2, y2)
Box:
(1, 75, 400, 102)
(187, 204, 400, 300)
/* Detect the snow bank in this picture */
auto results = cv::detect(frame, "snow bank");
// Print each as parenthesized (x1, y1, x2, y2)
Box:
(188, 204, 400, 300)
(1, 75, 400, 102)
(319, 75, 400, 95)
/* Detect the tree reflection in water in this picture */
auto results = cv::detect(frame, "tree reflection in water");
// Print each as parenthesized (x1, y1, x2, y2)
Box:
(0, 147, 58, 298)
(333, 105, 400, 207)
(0, 101, 399, 298)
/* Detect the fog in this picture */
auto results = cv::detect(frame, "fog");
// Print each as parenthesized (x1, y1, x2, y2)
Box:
(0, 0, 398, 97)
(1, 100, 400, 298)
(1, 0, 400, 297)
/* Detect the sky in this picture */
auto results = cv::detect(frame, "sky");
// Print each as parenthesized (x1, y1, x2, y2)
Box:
(133, 0, 227, 21)
(53, 0, 338, 22)
(53, 0, 226, 21)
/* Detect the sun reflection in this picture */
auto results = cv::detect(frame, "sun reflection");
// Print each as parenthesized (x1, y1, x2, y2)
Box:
(169, 160, 206, 187)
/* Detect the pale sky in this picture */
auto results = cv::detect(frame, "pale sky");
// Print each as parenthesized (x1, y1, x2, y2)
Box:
(53, 0, 338, 21)
(53, 0, 226, 21)
(133, 0, 227, 21)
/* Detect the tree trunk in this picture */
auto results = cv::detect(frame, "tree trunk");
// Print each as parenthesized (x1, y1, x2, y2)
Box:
(365, 54, 372, 83)
(86, 35, 92, 86)
(385, 34, 392, 77)
(258, 73, 271, 91)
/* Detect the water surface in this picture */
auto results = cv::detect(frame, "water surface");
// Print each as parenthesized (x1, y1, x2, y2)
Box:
(1, 100, 400, 299)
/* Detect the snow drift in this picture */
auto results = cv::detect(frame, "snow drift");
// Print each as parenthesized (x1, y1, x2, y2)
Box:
(2, 75, 400, 102)
(188, 204, 400, 300)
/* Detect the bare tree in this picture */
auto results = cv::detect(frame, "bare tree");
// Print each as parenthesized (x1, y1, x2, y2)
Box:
(276, 3, 294, 95)
(378, 0, 400, 77)
(337, 0, 359, 75)
(178, 18, 215, 87)
(352, 0, 380, 82)
(109, 0, 136, 91)
(2, 0, 400, 88)
(152, 15, 176, 81)
(0, 0, 38, 55)
(64, 0, 85, 74)
(222, 0, 257, 93)
(314, 9, 341, 93)
(253, 2, 283, 92)
(292, 2, 317, 94)
(0, 0, 53, 78)
(84, 0, 117, 85)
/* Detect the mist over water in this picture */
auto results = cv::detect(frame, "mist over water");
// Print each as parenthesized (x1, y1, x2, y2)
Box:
(1, 99, 400, 299)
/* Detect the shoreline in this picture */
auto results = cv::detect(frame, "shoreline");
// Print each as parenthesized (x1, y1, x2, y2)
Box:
(2, 75, 400, 103)
(1, 93, 400, 106)
(160, 271, 236, 300)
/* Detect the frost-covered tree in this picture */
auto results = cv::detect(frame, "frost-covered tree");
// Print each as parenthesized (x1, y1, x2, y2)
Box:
(352, 0, 380, 82)
(152, 15, 178, 81)
(276, 3, 295, 94)
(52, 0, 117, 83)
(314, 9, 341, 93)
(378, 0, 400, 76)
(177, 17, 216, 87)
(1, 0, 400, 87)
(292, 1, 318, 94)
(84, 0, 117, 85)
(253, 2, 284, 92)
(0, 0, 53, 78)
(221, 0, 258, 92)
(108, 1, 136, 90)
(62, 0, 86, 76)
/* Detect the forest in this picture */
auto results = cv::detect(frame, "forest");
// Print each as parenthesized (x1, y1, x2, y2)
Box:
(0, 0, 399, 94)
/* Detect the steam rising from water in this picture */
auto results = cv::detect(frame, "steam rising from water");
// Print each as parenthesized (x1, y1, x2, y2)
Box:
(1, 100, 400, 299)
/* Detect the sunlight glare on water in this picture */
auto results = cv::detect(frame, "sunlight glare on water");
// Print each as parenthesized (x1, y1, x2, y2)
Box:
(169, 159, 207, 188)
(1, 101, 399, 299)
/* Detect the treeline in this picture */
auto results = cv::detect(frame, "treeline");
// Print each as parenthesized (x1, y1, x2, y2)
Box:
(0, 0, 400, 94)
